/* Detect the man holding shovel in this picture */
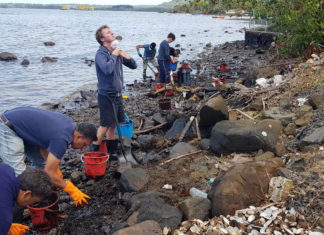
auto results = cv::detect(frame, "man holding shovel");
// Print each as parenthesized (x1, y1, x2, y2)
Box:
(136, 42, 159, 80)
(92, 25, 137, 159)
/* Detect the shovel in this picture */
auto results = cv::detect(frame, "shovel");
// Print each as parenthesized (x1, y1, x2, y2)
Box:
(140, 56, 159, 79)
(108, 95, 138, 166)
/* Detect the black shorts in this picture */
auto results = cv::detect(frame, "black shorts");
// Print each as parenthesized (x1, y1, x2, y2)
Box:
(98, 94, 125, 127)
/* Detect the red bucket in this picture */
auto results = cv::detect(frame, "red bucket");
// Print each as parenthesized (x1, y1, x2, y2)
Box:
(165, 90, 174, 96)
(219, 64, 229, 72)
(154, 84, 165, 91)
(27, 192, 60, 231)
(81, 152, 109, 178)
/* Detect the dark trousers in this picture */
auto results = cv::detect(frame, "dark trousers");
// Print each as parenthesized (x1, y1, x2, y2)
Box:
(158, 60, 170, 83)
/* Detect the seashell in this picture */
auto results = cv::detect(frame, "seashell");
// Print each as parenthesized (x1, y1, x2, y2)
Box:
(292, 228, 304, 234)
(289, 208, 297, 215)
(180, 220, 192, 229)
(248, 215, 256, 223)
(263, 219, 273, 228)
(223, 217, 230, 225)
(283, 227, 294, 235)
(248, 229, 260, 235)
(220, 227, 229, 234)
(173, 230, 185, 235)
(260, 208, 273, 219)
(289, 221, 297, 227)
(190, 224, 201, 234)
(163, 227, 170, 235)
(273, 231, 282, 235)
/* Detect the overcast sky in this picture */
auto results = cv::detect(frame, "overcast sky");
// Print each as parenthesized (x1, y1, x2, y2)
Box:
(0, 0, 169, 5)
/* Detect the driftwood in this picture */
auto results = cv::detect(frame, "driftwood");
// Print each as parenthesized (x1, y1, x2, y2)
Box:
(225, 76, 293, 109)
(231, 109, 254, 120)
(137, 118, 145, 131)
(133, 122, 167, 135)
(159, 150, 202, 166)
(195, 118, 201, 140)
(154, 84, 175, 95)
(178, 116, 195, 142)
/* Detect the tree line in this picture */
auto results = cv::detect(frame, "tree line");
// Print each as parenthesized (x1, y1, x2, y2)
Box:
(173, 0, 324, 57)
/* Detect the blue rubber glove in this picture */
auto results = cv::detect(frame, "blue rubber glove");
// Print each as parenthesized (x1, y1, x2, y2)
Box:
(137, 50, 142, 57)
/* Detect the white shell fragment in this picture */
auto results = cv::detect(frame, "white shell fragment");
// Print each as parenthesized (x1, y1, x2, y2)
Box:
(176, 203, 314, 235)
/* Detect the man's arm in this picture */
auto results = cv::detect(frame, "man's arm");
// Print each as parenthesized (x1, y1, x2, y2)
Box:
(121, 51, 137, 69)
(44, 153, 90, 206)
(95, 50, 120, 75)
(135, 45, 143, 51)
(0, 206, 12, 235)
(44, 154, 66, 189)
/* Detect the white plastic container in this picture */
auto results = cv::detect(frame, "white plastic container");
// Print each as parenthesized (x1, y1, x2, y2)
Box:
(189, 187, 208, 198)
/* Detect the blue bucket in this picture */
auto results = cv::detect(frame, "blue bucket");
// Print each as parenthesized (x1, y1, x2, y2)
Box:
(116, 113, 133, 138)
(168, 62, 178, 71)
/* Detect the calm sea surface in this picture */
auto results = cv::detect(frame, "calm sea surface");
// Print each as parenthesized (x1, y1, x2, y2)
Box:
(0, 8, 249, 111)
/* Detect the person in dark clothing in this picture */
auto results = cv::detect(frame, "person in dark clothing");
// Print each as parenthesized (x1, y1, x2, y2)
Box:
(157, 33, 176, 84)
(169, 47, 180, 57)
(0, 107, 97, 207)
(92, 25, 137, 158)
(0, 163, 53, 235)
(136, 42, 159, 80)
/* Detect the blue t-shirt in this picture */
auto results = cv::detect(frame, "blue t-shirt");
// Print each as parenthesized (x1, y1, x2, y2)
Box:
(5, 107, 75, 159)
(157, 40, 171, 61)
(143, 44, 156, 59)
(0, 163, 20, 235)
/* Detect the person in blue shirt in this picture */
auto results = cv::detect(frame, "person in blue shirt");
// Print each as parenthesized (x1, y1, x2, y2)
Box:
(0, 107, 97, 207)
(136, 43, 159, 80)
(92, 25, 137, 158)
(157, 33, 176, 84)
(0, 163, 53, 235)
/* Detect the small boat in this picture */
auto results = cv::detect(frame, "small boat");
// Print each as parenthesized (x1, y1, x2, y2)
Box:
(212, 16, 225, 19)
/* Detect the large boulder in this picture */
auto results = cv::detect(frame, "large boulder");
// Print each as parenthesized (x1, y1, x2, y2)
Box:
(169, 142, 197, 159)
(210, 119, 282, 155)
(41, 56, 58, 63)
(119, 168, 149, 192)
(199, 96, 228, 137)
(208, 158, 284, 217)
(179, 197, 211, 220)
(308, 85, 324, 109)
(125, 192, 182, 229)
(113, 220, 162, 235)
(0, 52, 17, 61)
(262, 107, 296, 125)
(301, 126, 324, 145)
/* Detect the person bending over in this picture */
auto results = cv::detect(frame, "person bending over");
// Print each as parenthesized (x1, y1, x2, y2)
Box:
(0, 107, 97, 206)
(0, 163, 53, 235)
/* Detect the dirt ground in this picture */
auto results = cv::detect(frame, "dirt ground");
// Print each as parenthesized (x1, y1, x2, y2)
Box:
(25, 46, 324, 234)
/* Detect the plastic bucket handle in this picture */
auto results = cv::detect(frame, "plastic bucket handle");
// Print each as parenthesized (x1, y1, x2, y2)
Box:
(81, 154, 109, 166)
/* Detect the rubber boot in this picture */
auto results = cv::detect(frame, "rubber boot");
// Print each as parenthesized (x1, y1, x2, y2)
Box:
(90, 144, 100, 152)
(143, 70, 147, 80)
(106, 139, 119, 161)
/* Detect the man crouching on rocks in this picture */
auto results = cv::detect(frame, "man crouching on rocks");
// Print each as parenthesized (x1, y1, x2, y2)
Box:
(91, 25, 137, 158)
(0, 107, 97, 206)
(0, 163, 53, 235)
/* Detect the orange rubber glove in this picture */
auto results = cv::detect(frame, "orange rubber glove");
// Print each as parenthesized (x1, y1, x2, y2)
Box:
(8, 223, 29, 235)
(56, 168, 63, 178)
(63, 180, 90, 206)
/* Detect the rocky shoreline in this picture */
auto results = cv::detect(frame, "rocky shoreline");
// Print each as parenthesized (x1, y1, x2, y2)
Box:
(23, 41, 324, 235)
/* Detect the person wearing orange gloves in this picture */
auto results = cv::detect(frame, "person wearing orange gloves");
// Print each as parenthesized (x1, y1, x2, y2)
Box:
(0, 163, 53, 235)
(0, 107, 97, 206)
